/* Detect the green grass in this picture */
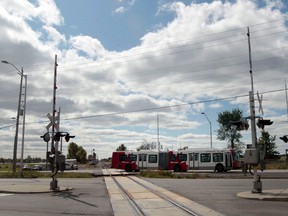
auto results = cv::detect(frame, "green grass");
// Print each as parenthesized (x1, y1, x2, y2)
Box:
(265, 162, 288, 169)
(0, 164, 12, 171)
(0, 164, 94, 178)
(137, 170, 204, 179)
(0, 171, 94, 178)
(0, 170, 94, 178)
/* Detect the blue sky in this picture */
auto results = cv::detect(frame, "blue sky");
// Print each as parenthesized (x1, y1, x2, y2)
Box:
(0, 0, 288, 159)
(53, 0, 180, 51)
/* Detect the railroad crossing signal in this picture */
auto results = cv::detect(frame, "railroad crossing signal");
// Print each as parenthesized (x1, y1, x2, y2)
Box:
(280, 135, 288, 143)
(54, 132, 61, 142)
(40, 132, 50, 142)
(230, 120, 249, 131)
(256, 118, 273, 130)
(53, 132, 75, 142)
(65, 133, 75, 142)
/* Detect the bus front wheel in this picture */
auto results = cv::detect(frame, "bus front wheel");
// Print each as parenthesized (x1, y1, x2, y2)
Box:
(125, 164, 132, 172)
(174, 165, 182, 172)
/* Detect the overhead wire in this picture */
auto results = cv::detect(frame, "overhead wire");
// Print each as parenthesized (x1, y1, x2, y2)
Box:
(0, 19, 287, 129)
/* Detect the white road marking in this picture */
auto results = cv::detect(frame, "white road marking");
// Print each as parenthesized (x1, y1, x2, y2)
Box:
(0, 193, 13, 197)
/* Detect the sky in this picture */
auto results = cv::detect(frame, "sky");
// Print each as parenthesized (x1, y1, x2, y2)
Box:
(0, 0, 288, 160)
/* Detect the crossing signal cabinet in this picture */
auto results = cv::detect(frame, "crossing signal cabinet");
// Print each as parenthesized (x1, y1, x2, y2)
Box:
(244, 149, 259, 165)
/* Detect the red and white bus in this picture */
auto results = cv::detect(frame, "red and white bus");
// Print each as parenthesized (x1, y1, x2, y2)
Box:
(111, 150, 188, 172)
(176, 148, 233, 172)
(230, 148, 241, 169)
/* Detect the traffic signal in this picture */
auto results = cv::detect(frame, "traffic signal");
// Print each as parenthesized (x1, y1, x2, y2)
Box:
(65, 133, 75, 142)
(256, 119, 273, 130)
(230, 120, 249, 131)
(280, 135, 288, 143)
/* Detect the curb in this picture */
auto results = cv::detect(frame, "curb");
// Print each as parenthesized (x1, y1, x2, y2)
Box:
(237, 189, 288, 201)
(0, 185, 73, 194)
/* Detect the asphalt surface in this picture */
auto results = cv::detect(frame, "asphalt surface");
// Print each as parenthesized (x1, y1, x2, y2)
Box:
(0, 167, 287, 216)
(1, 170, 288, 201)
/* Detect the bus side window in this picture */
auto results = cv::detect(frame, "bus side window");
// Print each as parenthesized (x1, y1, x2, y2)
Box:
(178, 154, 187, 161)
(119, 155, 127, 161)
(148, 155, 157, 163)
(200, 153, 211, 162)
(213, 153, 223, 162)
(171, 154, 176, 161)
(129, 155, 137, 161)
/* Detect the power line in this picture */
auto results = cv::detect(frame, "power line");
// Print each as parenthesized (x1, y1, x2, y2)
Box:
(1, 87, 282, 130)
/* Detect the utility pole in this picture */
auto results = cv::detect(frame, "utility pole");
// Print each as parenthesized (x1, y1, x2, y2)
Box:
(1, 61, 24, 173)
(50, 54, 59, 191)
(20, 75, 27, 177)
(247, 27, 262, 193)
(285, 78, 288, 120)
(157, 115, 160, 152)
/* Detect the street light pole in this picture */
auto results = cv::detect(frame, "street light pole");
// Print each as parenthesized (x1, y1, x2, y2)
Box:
(20, 75, 27, 177)
(201, 112, 212, 148)
(1, 60, 24, 173)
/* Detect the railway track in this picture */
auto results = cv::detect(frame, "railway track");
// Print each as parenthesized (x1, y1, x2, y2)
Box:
(102, 163, 224, 216)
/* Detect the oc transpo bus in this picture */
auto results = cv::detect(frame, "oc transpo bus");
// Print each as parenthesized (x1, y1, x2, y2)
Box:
(176, 148, 234, 172)
(111, 150, 188, 172)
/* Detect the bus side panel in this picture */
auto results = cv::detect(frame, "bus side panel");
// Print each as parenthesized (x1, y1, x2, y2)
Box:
(159, 152, 169, 170)
(111, 152, 125, 169)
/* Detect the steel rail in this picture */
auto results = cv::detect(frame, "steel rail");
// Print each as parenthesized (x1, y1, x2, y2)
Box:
(127, 176, 200, 216)
(101, 163, 147, 215)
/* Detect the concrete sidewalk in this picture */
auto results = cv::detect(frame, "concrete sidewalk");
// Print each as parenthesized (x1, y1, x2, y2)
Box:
(237, 188, 288, 201)
(0, 181, 72, 194)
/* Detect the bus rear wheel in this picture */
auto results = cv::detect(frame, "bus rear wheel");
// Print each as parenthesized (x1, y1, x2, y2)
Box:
(216, 164, 224, 172)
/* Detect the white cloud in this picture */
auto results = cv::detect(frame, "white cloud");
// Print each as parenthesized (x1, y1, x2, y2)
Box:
(114, 6, 126, 14)
(69, 35, 108, 58)
(0, 0, 288, 159)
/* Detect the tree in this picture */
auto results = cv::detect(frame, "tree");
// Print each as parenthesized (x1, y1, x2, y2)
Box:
(116, 144, 127, 151)
(258, 131, 280, 160)
(217, 108, 244, 150)
(76, 146, 87, 164)
(67, 142, 87, 164)
(67, 142, 79, 159)
(137, 139, 157, 151)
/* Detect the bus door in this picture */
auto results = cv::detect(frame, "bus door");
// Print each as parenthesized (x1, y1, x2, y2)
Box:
(138, 153, 147, 169)
(189, 153, 199, 169)
(159, 152, 169, 170)
(225, 152, 232, 169)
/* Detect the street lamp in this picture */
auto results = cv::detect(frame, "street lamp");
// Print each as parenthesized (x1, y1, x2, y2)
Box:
(1, 60, 24, 173)
(201, 112, 212, 148)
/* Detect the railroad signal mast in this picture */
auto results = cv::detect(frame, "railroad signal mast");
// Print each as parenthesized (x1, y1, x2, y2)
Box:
(244, 28, 273, 193)
(40, 55, 75, 191)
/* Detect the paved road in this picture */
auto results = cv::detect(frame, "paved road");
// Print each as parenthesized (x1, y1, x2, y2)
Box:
(0, 178, 113, 216)
(0, 168, 287, 215)
(146, 178, 288, 216)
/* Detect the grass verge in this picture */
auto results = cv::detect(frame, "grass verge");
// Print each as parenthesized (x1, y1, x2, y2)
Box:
(137, 170, 205, 179)
(0, 171, 94, 178)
